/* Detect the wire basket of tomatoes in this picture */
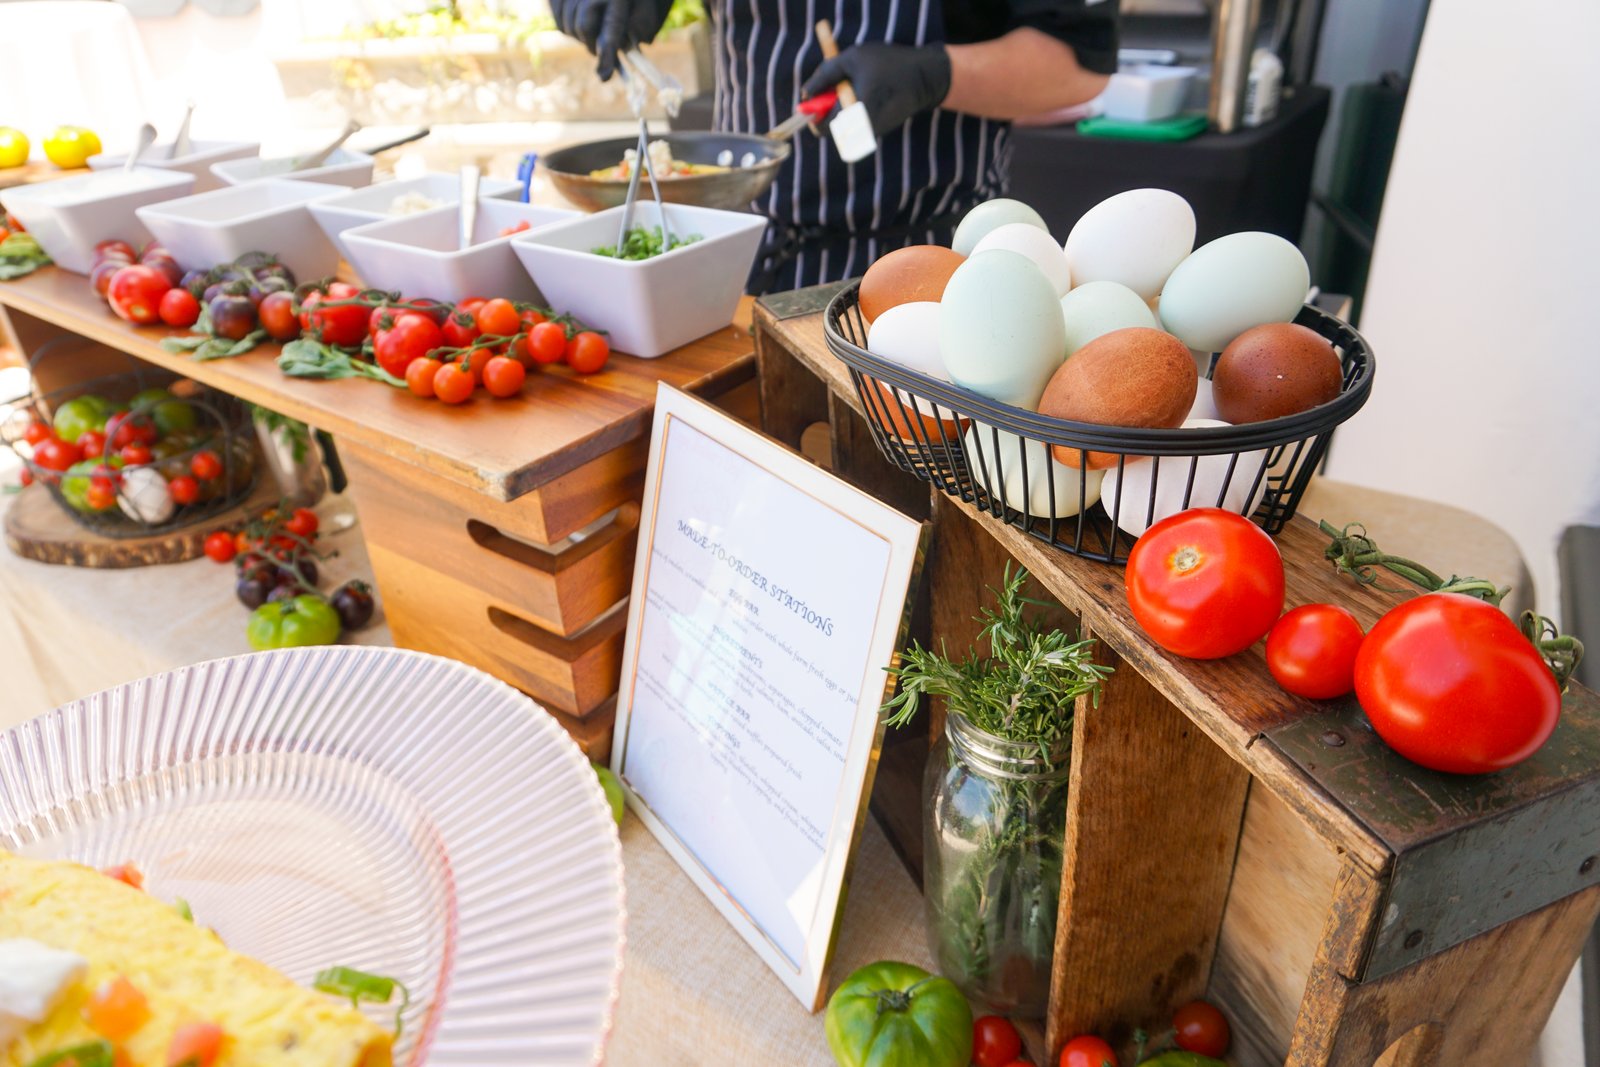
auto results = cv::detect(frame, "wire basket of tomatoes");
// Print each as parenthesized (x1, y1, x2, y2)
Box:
(2, 347, 259, 539)
(823, 282, 1376, 565)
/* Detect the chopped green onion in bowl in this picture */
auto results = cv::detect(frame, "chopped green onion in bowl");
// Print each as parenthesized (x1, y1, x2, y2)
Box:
(592, 227, 702, 261)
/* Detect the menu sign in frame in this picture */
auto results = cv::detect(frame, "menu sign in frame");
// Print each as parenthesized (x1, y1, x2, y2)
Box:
(612, 384, 924, 1010)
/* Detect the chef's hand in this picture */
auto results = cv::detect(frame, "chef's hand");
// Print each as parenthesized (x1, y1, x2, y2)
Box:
(801, 43, 953, 137)
(550, 0, 671, 81)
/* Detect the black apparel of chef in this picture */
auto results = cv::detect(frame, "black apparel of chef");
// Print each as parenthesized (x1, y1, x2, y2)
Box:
(553, 0, 1118, 293)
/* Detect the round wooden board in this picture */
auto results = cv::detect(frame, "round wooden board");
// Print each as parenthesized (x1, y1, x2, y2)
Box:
(4, 476, 289, 568)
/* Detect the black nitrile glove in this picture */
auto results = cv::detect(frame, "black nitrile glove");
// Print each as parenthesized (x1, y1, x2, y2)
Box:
(550, 0, 671, 80)
(800, 43, 953, 137)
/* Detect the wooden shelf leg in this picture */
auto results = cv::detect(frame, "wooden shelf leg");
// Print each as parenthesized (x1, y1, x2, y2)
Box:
(1045, 629, 1253, 1056)
(1289, 870, 1600, 1066)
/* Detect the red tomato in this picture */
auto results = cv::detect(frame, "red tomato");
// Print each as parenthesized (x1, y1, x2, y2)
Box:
(518, 308, 546, 331)
(406, 356, 443, 398)
(109, 413, 157, 450)
(17, 467, 32, 487)
(441, 308, 481, 349)
(166, 1021, 224, 1067)
(1173, 1000, 1230, 1057)
(481, 355, 527, 398)
(566, 331, 610, 374)
(203, 531, 237, 563)
(1355, 592, 1561, 773)
(474, 297, 521, 338)
(526, 321, 567, 364)
(433, 362, 475, 405)
(77, 430, 108, 460)
(85, 478, 117, 511)
(107, 265, 172, 325)
(973, 1016, 1023, 1067)
(258, 291, 301, 342)
(1003, 1062, 1036, 1067)
(234, 530, 254, 555)
(102, 863, 144, 889)
(119, 443, 153, 465)
(307, 282, 366, 347)
(1125, 509, 1284, 659)
(22, 420, 50, 446)
(373, 312, 445, 379)
(158, 287, 201, 328)
(368, 303, 395, 338)
(95, 239, 137, 262)
(32, 437, 79, 472)
(1059, 1035, 1116, 1067)
(505, 332, 532, 366)
(456, 297, 487, 320)
(87, 975, 151, 1040)
(285, 507, 319, 540)
(90, 259, 123, 300)
(190, 450, 223, 480)
(168, 474, 200, 506)
(1266, 604, 1364, 699)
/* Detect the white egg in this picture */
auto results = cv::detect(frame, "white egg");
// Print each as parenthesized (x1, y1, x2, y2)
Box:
(1189, 377, 1222, 421)
(117, 466, 176, 525)
(952, 198, 1049, 257)
(972, 223, 1072, 297)
(965, 422, 1103, 518)
(868, 301, 947, 418)
(1158, 232, 1311, 354)
(1063, 189, 1196, 301)
(1059, 280, 1158, 358)
(1098, 419, 1269, 537)
(939, 250, 1066, 409)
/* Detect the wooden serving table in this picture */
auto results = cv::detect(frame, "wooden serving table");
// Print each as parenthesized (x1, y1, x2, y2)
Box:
(753, 285, 1600, 1067)
(0, 268, 757, 758)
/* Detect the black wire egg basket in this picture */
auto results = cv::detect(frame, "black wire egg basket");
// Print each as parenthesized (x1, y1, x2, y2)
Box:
(2, 347, 259, 539)
(824, 283, 1376, 564)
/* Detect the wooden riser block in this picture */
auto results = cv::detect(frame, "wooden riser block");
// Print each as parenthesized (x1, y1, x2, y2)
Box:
(366, 541, 626, 716)
(543, 696, 616, 764)
(345, 444, 640, 637)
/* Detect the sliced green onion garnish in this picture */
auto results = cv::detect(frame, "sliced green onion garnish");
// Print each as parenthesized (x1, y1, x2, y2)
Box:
(27, 1040, 114, 1067)
(314, 966, 411, 1037)
(174, 897, 194, 922)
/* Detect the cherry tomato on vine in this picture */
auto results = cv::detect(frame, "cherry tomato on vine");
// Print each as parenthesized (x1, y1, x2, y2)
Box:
(456, 297, 487, 320)
(203, 531, 237, 563)
(168, 474, 199, 505)
(433, 362, 475, 405)
(505, 332, 533, 366)
(1173, 1000, 1230, 1058)
(481, 355, 527, 398)
(1355, 592, 1562, 773)
(234, 530, 255, 555)
(402, 297, 450, 325)
(285, 507, 319, 540)
(1125, 508, 1284, 659)
(1059, 1035, 1116, 1067)
(441, 309, 481, 349)
(158, 287, 200, 328)
(1266, 604, 1365, 699)
(306, 282, 365, 347)
(22, 420, 50, 446)
(368, 303, 395, 338)
(190, 450, 223, 480)
(526, 321, 567, 364)
(373, 312, 444, 379)
(406, 356, 443, 398)
(973, 1016, 1023, 1067)
(518, 308, 546, 331)
(566, 331, 610, 374)
(474, 297, 520, 338)
(258, 290, 301, 342)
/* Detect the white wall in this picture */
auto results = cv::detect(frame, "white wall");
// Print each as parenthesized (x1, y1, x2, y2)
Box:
(1325, 0, 1600, 624)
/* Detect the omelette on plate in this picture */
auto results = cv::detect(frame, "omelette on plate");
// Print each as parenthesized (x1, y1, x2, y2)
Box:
(0, 851, 393, 1067)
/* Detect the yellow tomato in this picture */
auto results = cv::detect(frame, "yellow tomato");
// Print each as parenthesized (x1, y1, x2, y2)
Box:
(43, 125, 102, 169)
(0, 127, 28, 169)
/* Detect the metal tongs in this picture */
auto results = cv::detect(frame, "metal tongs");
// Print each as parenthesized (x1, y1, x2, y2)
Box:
(613, 49, 683, 256)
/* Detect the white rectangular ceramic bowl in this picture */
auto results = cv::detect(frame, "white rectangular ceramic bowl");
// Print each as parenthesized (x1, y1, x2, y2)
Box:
(340, 199, 577, 304)
(0, 168, 197, 274)
(210, 148, 375, 189)
(88, 139, 260, 194)
(307, 173, 523, 262)
(1098, 65, 1199, 123)
(134, 179, 345, 281)
(511, 202, 768, 358)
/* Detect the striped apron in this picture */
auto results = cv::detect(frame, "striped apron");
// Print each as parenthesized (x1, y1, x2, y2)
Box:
(710, 0, 1010, 292)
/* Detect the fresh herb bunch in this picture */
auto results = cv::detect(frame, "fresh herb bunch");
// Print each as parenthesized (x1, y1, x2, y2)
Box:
(882, 564, 1111, 754)
(592, 227, 702, 261)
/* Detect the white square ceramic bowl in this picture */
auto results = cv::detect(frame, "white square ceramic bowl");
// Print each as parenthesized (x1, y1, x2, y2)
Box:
(340, 199, 577, 304)
(211, 148, 375, 189)
(307, 174, 524, 262)
(1098, 65, 1199, 123)
(0, 167, 197, 274)
(88, 140, 260, 194)
(134, 179, 345, 282)
(511, 202, 768, 358)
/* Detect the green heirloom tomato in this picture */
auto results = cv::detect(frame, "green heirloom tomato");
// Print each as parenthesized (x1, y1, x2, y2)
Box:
(247, 596, 342, 651)
(52, 396, 113, 444)
(1140, 1053, 1228, 1067)
(824, 962, 972, 1067)
(593, 763, 625, 825)
(130, 387, 197, 436)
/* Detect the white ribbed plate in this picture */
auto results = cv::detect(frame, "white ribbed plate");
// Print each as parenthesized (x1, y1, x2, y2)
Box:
(0, 647, 625, 1066)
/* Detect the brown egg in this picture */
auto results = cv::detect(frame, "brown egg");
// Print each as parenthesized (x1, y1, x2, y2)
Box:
(1212, 322, 1342, 424)
(1037, 327, 1198, 469)
(859, 245, 966, 323)
(868, 378, 970, 442)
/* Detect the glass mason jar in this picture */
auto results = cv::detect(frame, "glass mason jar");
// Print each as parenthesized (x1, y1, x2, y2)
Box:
(922, 711, 1071, 1017)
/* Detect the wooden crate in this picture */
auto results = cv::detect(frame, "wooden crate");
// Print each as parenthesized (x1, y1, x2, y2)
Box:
(755, 287, 1600, 1067)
